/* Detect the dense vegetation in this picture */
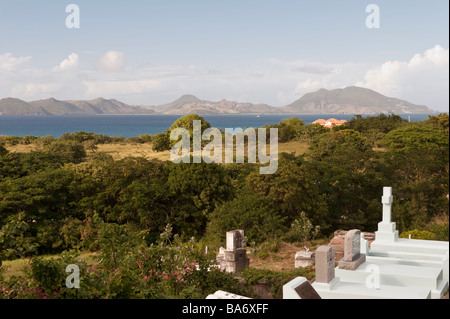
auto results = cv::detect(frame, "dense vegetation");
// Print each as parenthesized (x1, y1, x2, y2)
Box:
(0, 113, 448, 299)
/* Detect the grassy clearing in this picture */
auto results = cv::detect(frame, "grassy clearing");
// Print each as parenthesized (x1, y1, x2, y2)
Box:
(93, 143, 171, 161)
(4, 144, 39, 153)
(248, 238, 330, 272)
(1, 252, 99, 281)
(278, 140, 309, 156)
(1, 258, 30, 281)
(6, 140, 310, 161)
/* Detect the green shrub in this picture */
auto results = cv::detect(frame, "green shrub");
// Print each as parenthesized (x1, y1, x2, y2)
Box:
(152, 132, 170, 151)
(44, 140, 86, 164)
(248, 239, 281, 260)
(427, 223, 449, 241)
(0, 145, 8, 157)
(139, 134, 153, 143)
(399, 229, 436, 240)
(60, 132, 113, 145)
(283, 211, 321, 244)
(36, 220, 65, 254)
(0, 213, 39, 260)
(206, 194, 286, 246)
(60, 218, 83, 249)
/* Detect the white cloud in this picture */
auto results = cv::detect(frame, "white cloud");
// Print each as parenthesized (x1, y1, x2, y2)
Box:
(1, 46, 448, 112)
(295, 79, 325, 92)
(0, 53, 31, 70)
(83, 79, 160, 98)
(11, 83, 61, 97)
(356, 45, 449, 111)
(55, 53, 79, 71)
(98, 51, 125, 71)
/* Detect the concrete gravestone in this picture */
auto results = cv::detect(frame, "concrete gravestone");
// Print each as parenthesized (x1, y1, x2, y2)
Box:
(315, 246, 335, 284)
(226, 230, 244, 250)
(294, 248, 315, 268)
(219, 230, 249, 274)
(338, 229, 366, 270)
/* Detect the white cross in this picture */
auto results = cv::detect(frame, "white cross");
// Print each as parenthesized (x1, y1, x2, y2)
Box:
(381, 187, 393, 223)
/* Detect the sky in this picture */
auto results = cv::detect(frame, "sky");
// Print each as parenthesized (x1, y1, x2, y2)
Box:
(0, 0, 448, 111)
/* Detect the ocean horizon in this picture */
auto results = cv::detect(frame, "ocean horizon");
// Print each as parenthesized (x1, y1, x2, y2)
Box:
(0, 113, 432, 138)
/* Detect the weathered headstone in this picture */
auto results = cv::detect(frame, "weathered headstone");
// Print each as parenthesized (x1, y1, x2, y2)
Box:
(226, 230, 244, 251)
(295, 250, 315, 268)
(338, 229, 366, 270)
(219, 230, 249, 274)
(315, 246, 335, 284)
(216, 247, 226, 263)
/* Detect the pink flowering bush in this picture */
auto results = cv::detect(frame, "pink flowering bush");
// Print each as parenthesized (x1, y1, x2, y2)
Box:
(0, 219, 251, 299)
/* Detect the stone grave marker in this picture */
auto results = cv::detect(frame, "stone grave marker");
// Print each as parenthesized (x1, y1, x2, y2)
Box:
(315, 245, 335, 284)
(338, 229, 366, 270)
(294, 249, 315, 268)
(219, 230, 249, 274)
(226, 230, 244, 251)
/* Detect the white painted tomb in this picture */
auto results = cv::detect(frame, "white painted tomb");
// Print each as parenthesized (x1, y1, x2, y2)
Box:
(284, 185, 450, 299)
(371, 187, 449, 258)
(305, 245, 432, 299)
(335, 261, 446, 299)
(367, 187, 449, 296)
(311, 277, 431, 299)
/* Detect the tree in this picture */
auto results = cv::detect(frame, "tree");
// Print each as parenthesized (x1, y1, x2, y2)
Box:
(308, 129, 372, 164)
(168, 114, 211, 148)
(380, 124, 449, 230)
(381, 124, 449, 153)
(0, 145, 8, 157)
(152, 132, 171, 152)
(278, 117, 307, 142)
(343, 114, 408, 134)
(427, 113, 449, 135)
(69, 157, 168, 226)
(43, 140, 86, 164)
(165, 160, 233, 238)
(0, 151, 65, 180)
(0, 212, 39, 260)
(246, 153, 329, 232)
(0, 168, 78, 254)
(206, 193, 286, 245)
(305, 123, 329, 139)
(305, 129, 385, 232)
(337, 114, 409, 146)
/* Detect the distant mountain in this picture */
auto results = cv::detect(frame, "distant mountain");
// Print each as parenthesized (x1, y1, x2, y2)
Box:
(282, 86, 436, 114)
(0, 98, 50, 115)
(150, 95, 282, 115)
(1, 98, 155, 115)
(79, 98, 155, 114)
(0, 87, 437, 116)
(30, 98, 88, 115)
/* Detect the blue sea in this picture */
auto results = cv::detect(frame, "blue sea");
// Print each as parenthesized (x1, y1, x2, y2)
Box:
(0, 114, 431, 138)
